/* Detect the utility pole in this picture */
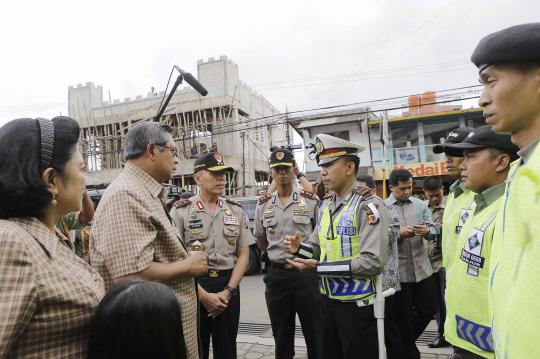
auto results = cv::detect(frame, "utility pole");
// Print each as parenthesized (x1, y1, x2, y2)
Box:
(242, 130, 246, 196)
(285, 105, 291, 145)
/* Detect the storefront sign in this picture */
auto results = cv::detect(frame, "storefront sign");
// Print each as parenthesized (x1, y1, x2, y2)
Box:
(373, 161, 448, 180)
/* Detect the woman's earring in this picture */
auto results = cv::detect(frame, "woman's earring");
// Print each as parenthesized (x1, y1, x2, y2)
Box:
(51, 192, 58, 206)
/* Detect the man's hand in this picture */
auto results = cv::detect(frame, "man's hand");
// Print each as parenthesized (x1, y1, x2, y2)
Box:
(399, 226, 415, 238)
(413, 224, 429, 237)
(200, 291, 228, 317)
(293, 163, 301, 176)
(283, 231, 301, 254)
(216, 290, 232, 306)
(286, 258, 318, 272)
(186, 251, 208, 276)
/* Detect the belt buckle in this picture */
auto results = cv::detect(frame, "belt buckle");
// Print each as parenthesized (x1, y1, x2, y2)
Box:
(208, 270, 219, 278)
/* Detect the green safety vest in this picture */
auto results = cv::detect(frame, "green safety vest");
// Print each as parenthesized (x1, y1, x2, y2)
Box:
(489, 160, 520, 273)
(445, 195, 502, 358)
(318, 193, 374, 302)
(442, 183, 476, 271)
(491, 149, 540, 358)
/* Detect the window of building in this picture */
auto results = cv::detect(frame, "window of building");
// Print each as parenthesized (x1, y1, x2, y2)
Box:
(467, 117, 486, 128)
(423, 119, 461, 162)
(390, 123, 419, 148)
(327, 130, 350, 141)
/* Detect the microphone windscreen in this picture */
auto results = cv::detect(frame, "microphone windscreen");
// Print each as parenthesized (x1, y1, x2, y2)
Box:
(183, 72, 208, 96)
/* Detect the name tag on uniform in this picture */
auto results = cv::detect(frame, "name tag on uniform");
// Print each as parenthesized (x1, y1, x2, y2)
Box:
(188, 223, 203, 229)
(460, 227, 485, 276)
(224, 216, 239, 226)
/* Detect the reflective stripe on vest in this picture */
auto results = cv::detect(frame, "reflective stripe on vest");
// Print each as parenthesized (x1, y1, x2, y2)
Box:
(318, 192, 374, 301)
(456, 315, 494, 353)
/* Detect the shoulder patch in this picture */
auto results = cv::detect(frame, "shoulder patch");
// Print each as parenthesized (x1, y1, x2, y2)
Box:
(173, 198, 191, 208)
(225, 197, 243, 208)
(364, 203, 381, 225)
(300, 190, 317, 200)
(257, 194, 272, 205)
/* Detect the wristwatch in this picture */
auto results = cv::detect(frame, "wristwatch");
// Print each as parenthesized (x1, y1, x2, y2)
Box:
(296, 172, 305, 180)
(225, 285, 238, 296)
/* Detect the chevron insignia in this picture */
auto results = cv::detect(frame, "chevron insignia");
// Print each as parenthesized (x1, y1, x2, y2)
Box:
(455, 315, 494, 353)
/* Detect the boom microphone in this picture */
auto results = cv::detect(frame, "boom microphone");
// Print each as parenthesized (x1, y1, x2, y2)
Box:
(174, 66, 208, 96)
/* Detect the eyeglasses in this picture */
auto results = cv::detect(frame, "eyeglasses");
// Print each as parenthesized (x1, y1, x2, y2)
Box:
(156, 144, 178, 157)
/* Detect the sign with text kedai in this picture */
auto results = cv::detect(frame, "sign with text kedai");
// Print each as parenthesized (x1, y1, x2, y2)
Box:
(374, 161, 448, 180)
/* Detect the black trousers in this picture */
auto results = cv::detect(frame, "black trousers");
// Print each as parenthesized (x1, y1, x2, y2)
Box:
(384, 295, 405, 359)
(198, 273, 240, 359)
(264, 266, 320, 359)
(433, 269, 447, 340)
(319, 296, 378, 359)
(395, 276, 437, 359)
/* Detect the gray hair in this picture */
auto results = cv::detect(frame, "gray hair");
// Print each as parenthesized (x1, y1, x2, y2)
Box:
(124, 121, 175, 160)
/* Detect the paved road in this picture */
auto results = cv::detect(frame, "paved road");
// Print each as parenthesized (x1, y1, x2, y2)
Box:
(231, 273, 452, 358)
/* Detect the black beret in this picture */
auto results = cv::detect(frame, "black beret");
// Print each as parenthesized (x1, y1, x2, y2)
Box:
(471, 23, 540, 73)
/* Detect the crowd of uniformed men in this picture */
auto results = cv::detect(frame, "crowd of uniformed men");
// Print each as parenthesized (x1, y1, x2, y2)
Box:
(0, 23, 539, 359)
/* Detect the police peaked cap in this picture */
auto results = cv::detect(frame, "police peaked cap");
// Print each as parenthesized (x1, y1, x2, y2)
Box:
(311, 134, 365, 165)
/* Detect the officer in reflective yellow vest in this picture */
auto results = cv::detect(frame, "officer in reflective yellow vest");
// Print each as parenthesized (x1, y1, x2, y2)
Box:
(469, 23, 540, 358)
(283, 134, 389, 359)
(443, 126, 518, 359)
(433, 127, 475, 274)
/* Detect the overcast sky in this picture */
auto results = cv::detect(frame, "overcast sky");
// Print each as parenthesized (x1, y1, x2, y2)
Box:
(0, 0, 538, 128)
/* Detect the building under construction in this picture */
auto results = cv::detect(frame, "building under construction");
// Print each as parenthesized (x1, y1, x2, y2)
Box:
(68, 56, 292, 195)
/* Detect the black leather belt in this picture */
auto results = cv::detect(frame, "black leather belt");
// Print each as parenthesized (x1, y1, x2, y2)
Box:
(268, 261, 293, 270)
(205, 269, 233, 278)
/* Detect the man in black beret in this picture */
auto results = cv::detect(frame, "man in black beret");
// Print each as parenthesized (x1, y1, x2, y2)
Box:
(472, 23, 540, 357)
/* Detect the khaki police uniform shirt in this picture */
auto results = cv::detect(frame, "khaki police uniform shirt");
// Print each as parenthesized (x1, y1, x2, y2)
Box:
(90, 162, 199, 359)
(254, 188, 319, 264)
(0, 218, 104, 358)
(170, 195, 254, 270)
(309, 183, 389, 277)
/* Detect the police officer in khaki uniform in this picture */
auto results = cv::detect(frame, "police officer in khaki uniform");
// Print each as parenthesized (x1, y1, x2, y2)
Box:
(254, 147, 320, 359)
(284, 134, 389, 359)
(170, 151, 254, 359)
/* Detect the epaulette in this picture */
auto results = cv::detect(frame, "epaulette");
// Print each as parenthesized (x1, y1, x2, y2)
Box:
(257, 194, 272, 205)
(173, 198, 191, 209)
(300, 190, 317, 200)
(352, 186, 376, 200)
(225, 197, 243, 208)
(322, 191, 334, 200)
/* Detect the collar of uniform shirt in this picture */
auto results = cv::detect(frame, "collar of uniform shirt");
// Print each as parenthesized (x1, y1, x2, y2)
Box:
(517, 138, 540, 165)
(333, 182, 358, 207)
(449, 179, 468, 198)
(124, 162, 164, 199)
(473, 182, 506, 214)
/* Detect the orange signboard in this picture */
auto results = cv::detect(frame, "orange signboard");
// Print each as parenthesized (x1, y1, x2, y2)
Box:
(373, 161, 447, 180)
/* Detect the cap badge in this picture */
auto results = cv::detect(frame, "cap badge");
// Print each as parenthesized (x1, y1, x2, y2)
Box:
(214, 153, 223, 163)
(315, 137, 324, 154)
(276, 151, 285, 160)
(448, 132, 458, 138)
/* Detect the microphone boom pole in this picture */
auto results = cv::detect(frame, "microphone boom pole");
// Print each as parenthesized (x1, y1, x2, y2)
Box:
(154, 66, 208, 121)
(154, 74, 184, 121)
